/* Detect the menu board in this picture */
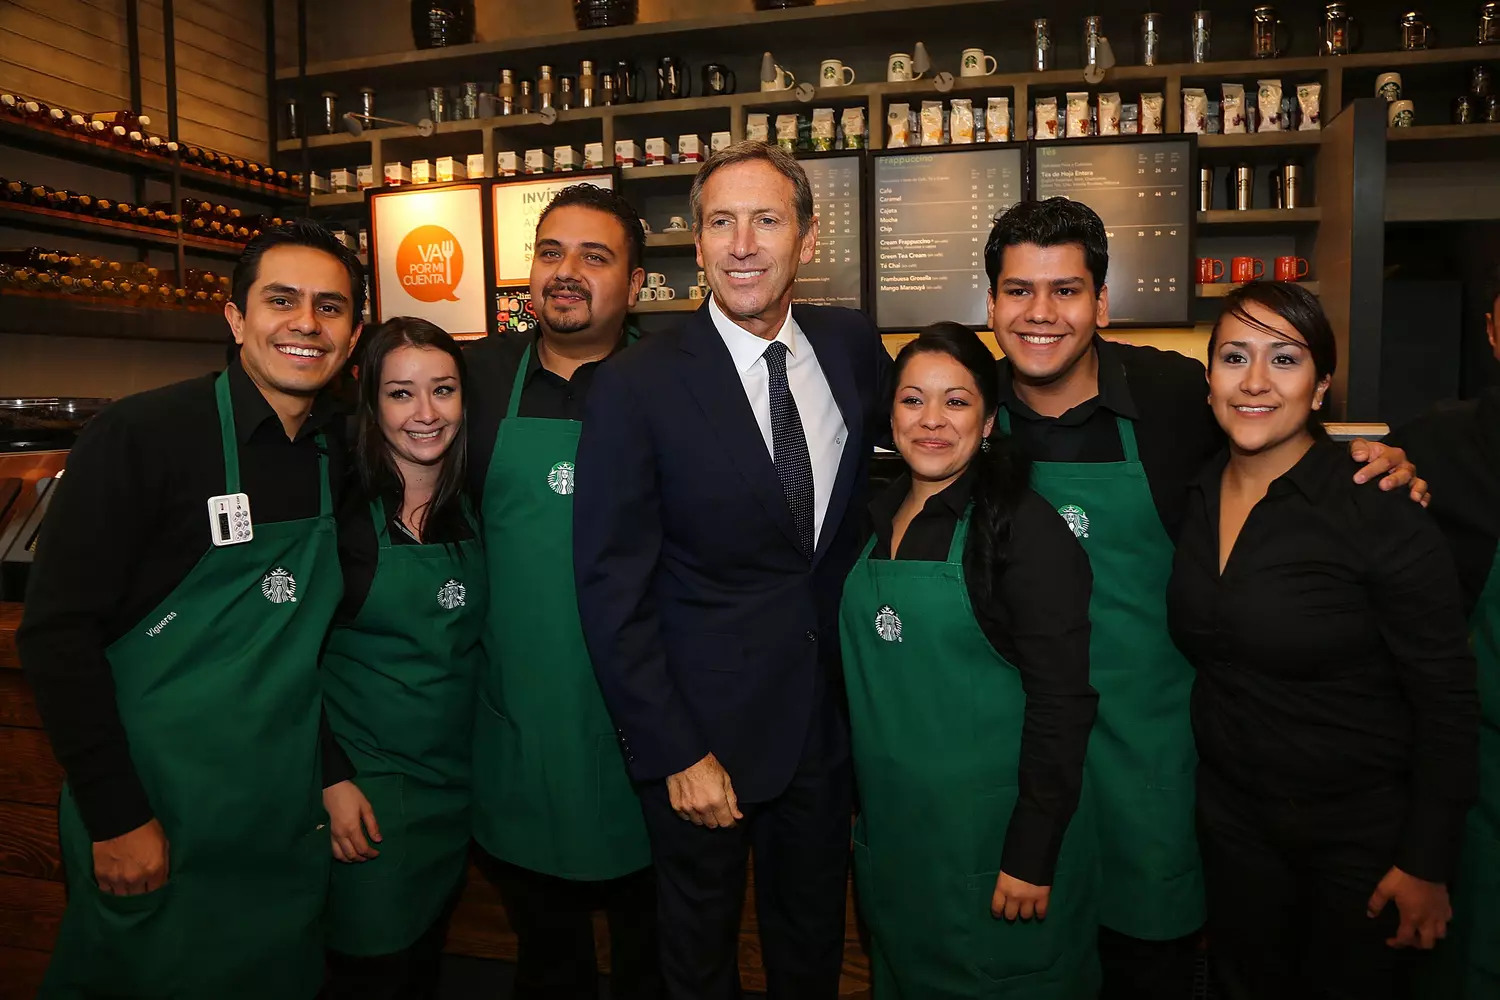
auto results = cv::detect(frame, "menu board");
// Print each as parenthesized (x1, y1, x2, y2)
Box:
(1032, 139, 1193, 326)
(369, 183, 488, 338)
(794, 156, 862, 309)
(492, 172, 615, 286)
(871, 148, 1024, 330)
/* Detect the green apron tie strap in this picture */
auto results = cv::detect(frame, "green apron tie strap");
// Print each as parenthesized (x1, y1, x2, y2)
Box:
(214, 370, 241, 495)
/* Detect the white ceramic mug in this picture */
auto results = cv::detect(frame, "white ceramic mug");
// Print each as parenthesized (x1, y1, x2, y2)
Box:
(666, 215, 688, 231)
(1388, 98, 1415, 127)
(960, 48, 998, 77)
(646, 272, 667, 287)
(689, 285, 706, 300)
(820, 59, 856, 87)
(638, 287, 658, 301)
(1376, 72, 1402, 101)
(657, 287, 677, 299)
(887, 53, 922, 83)
(697, 270, 706, 285)
(760, 65, 796, 92)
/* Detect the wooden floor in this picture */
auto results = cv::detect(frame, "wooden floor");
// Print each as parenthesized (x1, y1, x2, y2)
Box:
(0, 601, 872, 999)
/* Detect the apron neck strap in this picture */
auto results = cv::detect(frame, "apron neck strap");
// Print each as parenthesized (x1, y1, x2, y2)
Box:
(1114, 413, 1140, 463)
(370, 495, 392, 549)
(215, 370, 332, 513)
(505, 343, 531, 419)
(213, 370, 242, 494)
(947, 508, 972, 565)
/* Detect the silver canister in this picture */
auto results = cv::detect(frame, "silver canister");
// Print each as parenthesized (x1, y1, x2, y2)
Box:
(457, 82, 480, 119)
(1192, 10, 1212, 63)
(538, 65, 555, 111)
(358, 87, 376, 125)
(1198, 166, 1213, 211)
(320, 91, 338, 134)
(1283, 162, 1303, 208)
(559, 76, 576, 111)
(1270, 170, 1286, 209)
(1142, 13, 1162, 66)
(580, 60, 596, 108)
(1084, 16, 1104, 68)
(601, 72, 616, 106)
(499, 69, 517, 115)
(281, 98, 301, 140)
(427, 86, 447, 123)
(1234, 164, 1254, 210)
(1033, 19, 1052, 71)
(518, 79, 534, 114)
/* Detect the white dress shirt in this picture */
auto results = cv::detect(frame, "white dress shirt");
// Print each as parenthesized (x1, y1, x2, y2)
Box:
(708, 296, 848, 548)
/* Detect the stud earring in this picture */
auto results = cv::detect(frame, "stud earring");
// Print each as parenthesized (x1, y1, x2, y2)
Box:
(981, 438, 992, 453)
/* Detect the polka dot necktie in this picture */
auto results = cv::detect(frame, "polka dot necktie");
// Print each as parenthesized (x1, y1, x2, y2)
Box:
(763, 341, 814, 558)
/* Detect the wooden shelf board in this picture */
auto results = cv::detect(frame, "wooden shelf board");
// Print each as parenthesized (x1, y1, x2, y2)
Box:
(0, 201, 182, 250)
(1198, 208, 1321, 225)
(0, 288, 229, 343)
(621, 163, 701, 181)
(630, 298, 698, 314)
(1386, 123, 1500, 142)
(1199, 131, 1325, 148)
(1197, 281, 1319, 298)
(645, 231, 696, 249)
(309, 191, 367, 208)
(1332, 45, 1500, 71)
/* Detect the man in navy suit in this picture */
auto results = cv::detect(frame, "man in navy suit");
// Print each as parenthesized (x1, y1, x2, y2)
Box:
(574, 141, 888, 999)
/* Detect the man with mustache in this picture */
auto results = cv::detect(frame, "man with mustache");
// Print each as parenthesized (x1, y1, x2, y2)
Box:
(464, 183, 661, 999)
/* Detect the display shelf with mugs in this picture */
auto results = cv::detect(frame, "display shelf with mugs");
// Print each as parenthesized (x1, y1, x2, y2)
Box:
(1196, 279, 1319, 297)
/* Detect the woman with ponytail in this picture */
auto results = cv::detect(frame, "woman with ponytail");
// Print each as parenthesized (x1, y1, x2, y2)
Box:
(840, 321, 1101, 996)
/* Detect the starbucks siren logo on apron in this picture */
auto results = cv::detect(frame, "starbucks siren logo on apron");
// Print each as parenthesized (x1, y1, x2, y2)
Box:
(261, 567, 297, 604)
(874, 604, 903, 643)
(547, 461, 576, 496)
(436, 578, 467, 610)
(1058, 504, 1091, 539)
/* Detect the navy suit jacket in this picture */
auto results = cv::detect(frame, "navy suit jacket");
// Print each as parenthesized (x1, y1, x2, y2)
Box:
(574, 302, 889, 803)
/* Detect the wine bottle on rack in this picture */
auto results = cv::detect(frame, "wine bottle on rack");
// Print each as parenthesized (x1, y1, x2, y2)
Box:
(66, 114, 106, 137)
(91, 197, 114, 217)
(0, 247, 54, 267)
(144, 202, 183, 229)
(90, 110, 152, 131)
(1, 178, 26, 201)
(0, 94, 19, 116)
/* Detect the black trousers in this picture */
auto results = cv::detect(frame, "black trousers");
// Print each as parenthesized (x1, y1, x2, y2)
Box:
(323, 896, 458, 1000)
(474, 851, 662, 1000)
(1098, 926, 1201, 1000)
(639, 697, 853, 1000)
(1197, 766, 1425, 1000)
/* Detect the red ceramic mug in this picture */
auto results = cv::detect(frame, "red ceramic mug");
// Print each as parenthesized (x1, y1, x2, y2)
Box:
(1230, 256, 1265, 283)
(1196, 257, 1226, 283)
(1274, 255, 1310, 281)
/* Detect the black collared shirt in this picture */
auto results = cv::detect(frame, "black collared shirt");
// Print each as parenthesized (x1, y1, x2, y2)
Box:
(18, 357, 349, 841)
(997, 337, 1224, 541)
(1388, 387, 1500, 615)
(1167, 438, 1479, 883)
(464, 327, 633, 503)
(334, 479, 477, 623)
(869, 469, 1097, 886)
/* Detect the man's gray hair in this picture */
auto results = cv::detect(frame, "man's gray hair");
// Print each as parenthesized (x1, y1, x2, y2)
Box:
(688, 140, 815, 238)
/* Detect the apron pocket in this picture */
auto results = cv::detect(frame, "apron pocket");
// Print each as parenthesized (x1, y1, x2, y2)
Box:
(89, 879, 182, 995)
(966, 872, 1065, 984)
(341, 773, 408, 882)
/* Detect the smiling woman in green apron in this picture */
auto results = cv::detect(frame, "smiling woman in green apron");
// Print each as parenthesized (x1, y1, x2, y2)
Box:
(841, 322, 1101, 998)
(18, 221, 366, 999)
(320, 317, 486, 1000)
(1389, 273, 1500, 997)
(1167, 283, 1479, 1000)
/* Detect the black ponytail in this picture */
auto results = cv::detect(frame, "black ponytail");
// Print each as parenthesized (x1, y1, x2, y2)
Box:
(891, 323, 1032, 603)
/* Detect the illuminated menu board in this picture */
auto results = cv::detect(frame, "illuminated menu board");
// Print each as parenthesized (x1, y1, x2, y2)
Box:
(1032, 138, 1193, 326)
(794, 155, 863, 309)
(871, 147, 1024, 330)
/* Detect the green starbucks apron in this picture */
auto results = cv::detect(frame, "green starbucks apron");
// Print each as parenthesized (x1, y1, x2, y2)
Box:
(841, 511, 1100, 998)
(44, 370, 339, 1000)
(322, 496, 487, 955)
(998, 409, 1205, 941)
(1429, 544, 1500, 996)
(472, 339, 650, 880)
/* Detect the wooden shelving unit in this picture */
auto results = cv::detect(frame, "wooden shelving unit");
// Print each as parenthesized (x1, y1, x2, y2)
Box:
(1198, 208, 1322, 225)
(621, 163, 702, 181)
(0, 201, 247, 258)
(630, 298, 698, 314)
(0, 287, 228, 343)
(645, 231, 695, 248)
(309, 191, 367, 208)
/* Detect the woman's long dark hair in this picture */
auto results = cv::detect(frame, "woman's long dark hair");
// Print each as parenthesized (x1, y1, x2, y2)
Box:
(353, 316, 469, 542)
(891, 322, 1031, 602)
(1209, 281, 1338, 437)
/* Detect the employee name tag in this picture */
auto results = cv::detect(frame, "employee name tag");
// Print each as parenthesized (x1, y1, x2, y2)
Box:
(207, 493, 253, 546)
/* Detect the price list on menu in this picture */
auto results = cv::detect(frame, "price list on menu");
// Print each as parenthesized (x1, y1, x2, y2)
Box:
(795, 156, 863, 308)
(1033, 140, 1193, 325)
(872, 148, 1024, 329)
